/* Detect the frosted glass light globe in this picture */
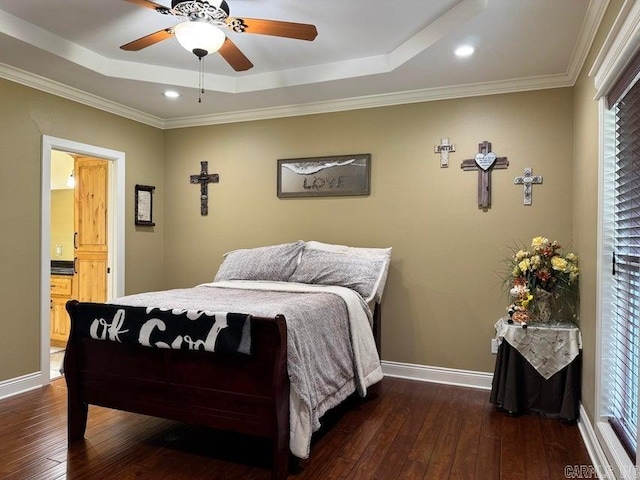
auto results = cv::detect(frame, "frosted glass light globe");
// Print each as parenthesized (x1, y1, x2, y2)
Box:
(174, 21, 226, 57)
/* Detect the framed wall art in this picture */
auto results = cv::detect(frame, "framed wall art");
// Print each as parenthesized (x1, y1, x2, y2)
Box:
(277, 154, 371, 198)
(135, 184, 155, 226)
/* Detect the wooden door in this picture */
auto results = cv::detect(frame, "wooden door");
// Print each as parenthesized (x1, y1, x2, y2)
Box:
(74, 157, 108, 303)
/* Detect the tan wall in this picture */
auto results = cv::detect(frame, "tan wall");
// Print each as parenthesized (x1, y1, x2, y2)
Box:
(164, 88, 574, 372)
(50, 189, 74, 261)
(0, 78, 165, 381)
(573, 0, 625, 425)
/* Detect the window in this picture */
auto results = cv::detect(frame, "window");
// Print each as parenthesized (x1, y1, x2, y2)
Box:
(606, 81, 640, 460)
(594, 4, 640, 475)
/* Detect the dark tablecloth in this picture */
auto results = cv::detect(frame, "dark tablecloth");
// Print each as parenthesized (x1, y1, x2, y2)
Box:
(490, 340, 581, 420)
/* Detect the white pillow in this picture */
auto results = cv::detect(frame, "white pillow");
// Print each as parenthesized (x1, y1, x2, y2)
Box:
(299, 241, 392, 303)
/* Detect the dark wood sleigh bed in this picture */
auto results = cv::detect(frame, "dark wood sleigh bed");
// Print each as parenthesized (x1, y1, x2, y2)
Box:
(63, 299, 382, 480)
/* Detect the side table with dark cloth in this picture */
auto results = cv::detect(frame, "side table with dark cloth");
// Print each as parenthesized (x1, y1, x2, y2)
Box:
(490, 317, 582, 421)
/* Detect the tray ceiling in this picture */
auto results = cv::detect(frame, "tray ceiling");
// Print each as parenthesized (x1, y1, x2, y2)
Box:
(0, 0, 606, 128)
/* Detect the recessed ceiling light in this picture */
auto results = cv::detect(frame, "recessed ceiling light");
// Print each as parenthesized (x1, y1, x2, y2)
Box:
(454, 45, 475, 58)
(163, 90, 181, 99)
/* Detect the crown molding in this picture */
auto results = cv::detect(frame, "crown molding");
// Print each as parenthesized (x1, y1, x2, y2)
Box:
(566, 0, 610, 82)
(0, 0, 606, 130)
(164, 72, 574, 129)
(591, 0, 640, 99)
(0, 63, 164, 129)
(0, 57, 575, 131)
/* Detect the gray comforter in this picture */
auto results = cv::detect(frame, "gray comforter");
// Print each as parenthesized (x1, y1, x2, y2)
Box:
(111, 281, 383, 458)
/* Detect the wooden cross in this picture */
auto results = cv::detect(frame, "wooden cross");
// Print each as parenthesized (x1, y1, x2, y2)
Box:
(434, 137, 456, 168)
(514, 167, 543, 206)
(461, 141, 509, 209)
(189, 161, 219, 216)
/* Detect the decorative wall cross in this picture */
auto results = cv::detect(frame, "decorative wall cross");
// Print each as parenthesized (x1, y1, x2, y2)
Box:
(514, 167, 543, 206)
(461, 141, 509, 209)
(434, 137, 456, 168)
(189, 161, 219, 216)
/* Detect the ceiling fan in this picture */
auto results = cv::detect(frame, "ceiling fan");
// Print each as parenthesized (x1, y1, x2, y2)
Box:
(120, 0, 318, 72)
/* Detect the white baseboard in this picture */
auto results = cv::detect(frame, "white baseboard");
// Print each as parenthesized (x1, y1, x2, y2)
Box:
(381, 360, 493, 390)
(0, 372, 44, 400)
(576, 404, 625, 479)
(577, 404, 611, 474)
(2, 361, 492, 403)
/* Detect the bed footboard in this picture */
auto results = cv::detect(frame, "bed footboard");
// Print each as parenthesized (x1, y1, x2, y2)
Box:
(63, 300, 290, 480)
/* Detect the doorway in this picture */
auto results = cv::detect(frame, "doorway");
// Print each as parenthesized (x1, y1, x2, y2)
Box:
(40, 136, 126, 385)
(49, 151, 74, 379)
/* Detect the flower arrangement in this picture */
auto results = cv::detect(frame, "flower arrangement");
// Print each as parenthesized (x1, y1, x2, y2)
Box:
(504, 236, 579, 324)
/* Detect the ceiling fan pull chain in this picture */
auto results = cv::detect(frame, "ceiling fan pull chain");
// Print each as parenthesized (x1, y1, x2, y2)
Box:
(198, 56, 204, 103)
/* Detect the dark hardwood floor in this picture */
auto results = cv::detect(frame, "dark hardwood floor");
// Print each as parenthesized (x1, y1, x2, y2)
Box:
(1, 376, 593, 479)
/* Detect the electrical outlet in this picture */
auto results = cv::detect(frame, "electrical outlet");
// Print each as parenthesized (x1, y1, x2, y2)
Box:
(491, 338, 499, 354)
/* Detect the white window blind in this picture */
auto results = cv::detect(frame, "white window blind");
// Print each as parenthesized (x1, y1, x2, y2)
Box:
(610, 78, 640, 460)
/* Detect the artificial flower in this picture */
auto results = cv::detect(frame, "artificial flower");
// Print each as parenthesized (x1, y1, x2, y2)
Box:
(532, 236, 549, 248)
(503, 236, 579, 322)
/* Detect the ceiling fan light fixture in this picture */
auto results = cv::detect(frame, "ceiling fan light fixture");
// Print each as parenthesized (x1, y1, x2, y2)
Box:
(174, 21, 226, 57)
(172, 0, 224, 11)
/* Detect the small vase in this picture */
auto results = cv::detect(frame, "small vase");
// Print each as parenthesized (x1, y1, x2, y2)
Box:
(530, 288, 553, 323)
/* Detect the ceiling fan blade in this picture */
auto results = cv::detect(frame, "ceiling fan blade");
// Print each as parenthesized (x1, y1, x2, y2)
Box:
(218, 38, 253, 71)
(120, 28, 174, 51)
(123, 0, 171, 13)
(227, 18, 318, 41)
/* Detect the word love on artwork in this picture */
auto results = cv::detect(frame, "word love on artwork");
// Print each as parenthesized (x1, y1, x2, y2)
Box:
(277, 154, 371, 198)
(303, 175, 346, 190)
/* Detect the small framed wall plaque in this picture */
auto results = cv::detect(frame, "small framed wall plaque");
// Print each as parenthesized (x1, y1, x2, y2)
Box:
(277, 154, 371, 198)
(135, 184, 155, 226)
